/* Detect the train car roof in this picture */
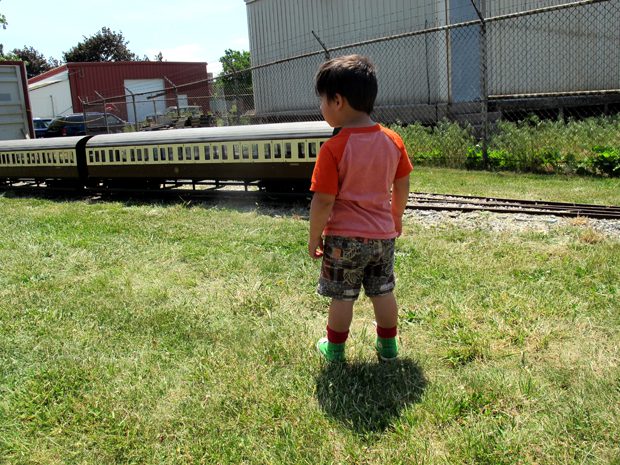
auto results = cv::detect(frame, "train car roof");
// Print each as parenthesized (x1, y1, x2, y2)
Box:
(0, 136, 87, 151)
(86, 121, 334, 147)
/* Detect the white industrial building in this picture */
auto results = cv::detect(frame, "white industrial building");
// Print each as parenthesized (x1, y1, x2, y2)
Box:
(244, 0, 620, 122)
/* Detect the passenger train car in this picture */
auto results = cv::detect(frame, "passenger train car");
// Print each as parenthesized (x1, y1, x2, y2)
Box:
(0, 121, 334, 191)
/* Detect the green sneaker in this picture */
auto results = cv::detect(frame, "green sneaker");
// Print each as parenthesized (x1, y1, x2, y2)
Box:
(316, 337, 345, 362)
(376, 337, 398, 361)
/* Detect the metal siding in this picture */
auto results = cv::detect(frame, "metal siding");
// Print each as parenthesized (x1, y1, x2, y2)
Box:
(248, 0, 444, 116)
(0, 62, 33, 140)
(66, 62, 208, 120)
(487, 0, 620, 96)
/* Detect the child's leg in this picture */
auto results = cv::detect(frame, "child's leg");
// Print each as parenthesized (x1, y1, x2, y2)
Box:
(317, 299, 354, 361)
(369, 292, 398, 329)
(370, 292, 399, 360)
(328, 299, 354, 332)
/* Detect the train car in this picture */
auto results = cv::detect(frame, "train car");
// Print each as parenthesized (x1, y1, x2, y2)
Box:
(84, 121, 333, 190)
(0, 136, 88, 186)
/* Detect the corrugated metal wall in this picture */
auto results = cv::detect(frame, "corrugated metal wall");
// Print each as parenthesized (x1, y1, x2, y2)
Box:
(247, 0, 448, 116)
(245, 0, 620, 119)
(487, 0, 620, 96)
(0, 62, 33, 140)
(64, 62, 210, 120)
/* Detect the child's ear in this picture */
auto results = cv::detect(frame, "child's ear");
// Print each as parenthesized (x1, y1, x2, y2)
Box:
(334, 93, 345, 109)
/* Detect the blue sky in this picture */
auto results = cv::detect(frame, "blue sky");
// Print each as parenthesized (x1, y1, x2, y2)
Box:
(0, 0, 250, 75)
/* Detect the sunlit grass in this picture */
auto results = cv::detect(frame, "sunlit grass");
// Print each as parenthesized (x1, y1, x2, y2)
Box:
(1, 172, 619, 464)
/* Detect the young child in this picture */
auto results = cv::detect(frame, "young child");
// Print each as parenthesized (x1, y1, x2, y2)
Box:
(309, 54, 413, 362)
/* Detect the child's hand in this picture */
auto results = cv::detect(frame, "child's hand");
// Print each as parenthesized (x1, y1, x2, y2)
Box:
(308, 236, 324, 259)
(393, 216, 403, 237)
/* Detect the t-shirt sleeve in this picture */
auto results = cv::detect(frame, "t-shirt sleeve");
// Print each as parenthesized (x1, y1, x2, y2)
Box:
(394, 144, 413, 179)
(381, 126, 413, 180)
(310, 144, 339, 195)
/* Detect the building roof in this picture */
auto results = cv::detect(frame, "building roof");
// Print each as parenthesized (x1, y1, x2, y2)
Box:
(28, 61, 209, 85)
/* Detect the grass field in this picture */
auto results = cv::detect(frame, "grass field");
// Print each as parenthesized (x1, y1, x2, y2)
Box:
(1, 168, 619, 464)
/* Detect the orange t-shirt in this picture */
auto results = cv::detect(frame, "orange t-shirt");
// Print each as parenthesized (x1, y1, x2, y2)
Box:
(310, 124, 413, 239)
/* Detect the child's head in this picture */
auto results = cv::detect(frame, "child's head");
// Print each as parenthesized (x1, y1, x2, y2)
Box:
(315, 54, 378, 114)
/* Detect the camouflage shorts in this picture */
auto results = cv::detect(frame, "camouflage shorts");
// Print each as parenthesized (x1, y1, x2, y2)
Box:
(318, 236, 396, 301)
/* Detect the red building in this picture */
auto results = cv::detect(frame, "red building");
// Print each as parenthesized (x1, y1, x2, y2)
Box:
(28, 61, 209, 123)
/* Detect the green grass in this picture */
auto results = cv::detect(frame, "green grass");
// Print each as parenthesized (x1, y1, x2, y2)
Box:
(412, 167, 620, 205)
(1, 171, 619, 464)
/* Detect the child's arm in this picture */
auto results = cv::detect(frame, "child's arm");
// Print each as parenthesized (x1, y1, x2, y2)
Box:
(391, 175, 410, 236)
(308, 192, 336, 258)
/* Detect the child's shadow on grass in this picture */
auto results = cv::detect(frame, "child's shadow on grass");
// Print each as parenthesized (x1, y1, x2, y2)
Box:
(315, 358, 427, 433)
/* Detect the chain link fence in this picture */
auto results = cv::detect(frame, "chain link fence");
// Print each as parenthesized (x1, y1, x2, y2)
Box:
(81, 0, 619, 173)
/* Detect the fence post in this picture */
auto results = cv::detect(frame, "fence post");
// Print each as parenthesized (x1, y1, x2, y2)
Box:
(125, 87, 139, 132)
(470, 0, 489, 167)
(164, 76, 181, 119)
(79, 97, 88, 134)
(95, 91, 110, 134)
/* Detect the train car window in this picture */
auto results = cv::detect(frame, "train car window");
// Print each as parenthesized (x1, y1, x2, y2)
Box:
(264, 144, 271, 159)
(153, 147, 159, 162)
(114, 150, 120, 162)
(252, 144, 259, 160)
(137, 148, 142, 162)
(121, 149, 127, 163)
(274, 143, 282, 159)
(89, 151, 94, 163)
(168, 147, 174, 161)
(144, 148, 149, 162)
(130, 149, 135, 162)
(26, 153, 30, 165)
(92, 150, 98, 163)
(184, 147, 191, 161)
(194, 146, 200, 161)
(160, 147, 166, 161)
(177, 146, 184, 161)
(70, 153, 75, 164)
(221, 145, 228, 160)
(285, 143, 292, 159)
(212, 145, 219, 159)
(204, 145, 210, 160)
(233, 144, 240, 160)
(242, 145, 250, 160)
(297, 142, 306, 159)
(101, 150, 106, 163)
(107, 149, 113, 163)
(309, 142, 317, 158)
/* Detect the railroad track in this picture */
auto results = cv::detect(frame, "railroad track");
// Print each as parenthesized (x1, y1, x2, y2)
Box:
(2, 182, 620, 220)
(408, 193, 620, 220)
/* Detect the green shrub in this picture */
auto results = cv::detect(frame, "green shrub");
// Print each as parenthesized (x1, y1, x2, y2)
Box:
(392, 115, 620, 176)
(590, 146, 620, 177)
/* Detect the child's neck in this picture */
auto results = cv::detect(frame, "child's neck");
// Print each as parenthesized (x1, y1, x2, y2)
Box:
(340, 111, 375, 128)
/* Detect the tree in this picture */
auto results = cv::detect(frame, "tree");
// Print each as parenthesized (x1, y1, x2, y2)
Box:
(219, 49, 252, 91)
(10, 46, 59, 77)
(0, 0, 7, 30)
(63, 27, 137, 62)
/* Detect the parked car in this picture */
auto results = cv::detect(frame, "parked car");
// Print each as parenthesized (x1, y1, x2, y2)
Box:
(44, 112, 127, 137)
(33, 117, 52, 138)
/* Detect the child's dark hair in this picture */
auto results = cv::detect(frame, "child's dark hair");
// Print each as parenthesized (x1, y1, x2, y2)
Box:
(315, 54, 378, 114)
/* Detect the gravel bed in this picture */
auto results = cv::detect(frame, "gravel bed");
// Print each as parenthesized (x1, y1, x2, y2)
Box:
(406, 209, 620, 239)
